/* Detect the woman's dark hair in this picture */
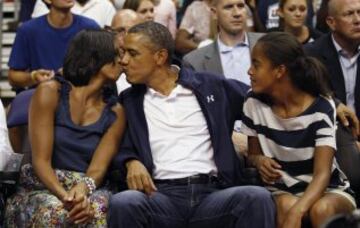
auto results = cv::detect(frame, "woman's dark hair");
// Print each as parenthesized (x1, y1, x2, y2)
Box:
(123, 0, 150, 11)
(63, 29, 118, 86)
(258, 32, 331, 97)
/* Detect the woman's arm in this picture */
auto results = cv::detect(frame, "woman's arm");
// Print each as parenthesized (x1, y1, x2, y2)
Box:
(85, 103, 126, 187)
(29, 81, 68, 200)
(66, 103, 127, 223)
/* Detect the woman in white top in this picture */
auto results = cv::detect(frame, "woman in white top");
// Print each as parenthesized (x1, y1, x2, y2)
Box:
(241, 32, 356, 228)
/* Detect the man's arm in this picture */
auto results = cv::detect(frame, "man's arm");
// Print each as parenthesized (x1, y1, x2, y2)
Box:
(336, 102, 360, 137)
(223, 79, 250, 120)
(8, 69, 54, 88)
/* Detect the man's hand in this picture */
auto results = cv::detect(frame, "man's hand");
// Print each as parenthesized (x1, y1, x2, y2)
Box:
(254, 156, 282, 184)
(31, 69, 55, 83)
(126, 160, 157, 195)
(336, 103, 360, 137)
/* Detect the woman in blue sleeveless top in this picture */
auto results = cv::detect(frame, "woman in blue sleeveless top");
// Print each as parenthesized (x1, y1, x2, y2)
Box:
(5, 30, 126, 227)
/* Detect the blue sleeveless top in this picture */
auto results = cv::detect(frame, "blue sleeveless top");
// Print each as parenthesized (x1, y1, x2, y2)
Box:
(52, 77, 117, 172)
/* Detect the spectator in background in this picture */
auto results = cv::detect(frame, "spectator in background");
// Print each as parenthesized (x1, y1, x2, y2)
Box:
(256, 0, 314, 30)
(32, 0, 116, 27)
(8, 0, 99, 91)
(123, 0, 155, 22)
(268, 0, 322, 44)
(305, 0, 360, 202)
(175, 0, 212, 55)
(5, 29, 126, 227)
(154, 0, 177, 38)
(242, 32, 356, 228)
(109, 9, 142, 93)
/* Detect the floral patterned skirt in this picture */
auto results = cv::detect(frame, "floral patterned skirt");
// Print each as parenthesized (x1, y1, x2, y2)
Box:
(4, 164, 112, 227)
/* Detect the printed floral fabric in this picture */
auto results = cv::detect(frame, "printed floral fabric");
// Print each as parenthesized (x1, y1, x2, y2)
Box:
(5, 164, 112, 227)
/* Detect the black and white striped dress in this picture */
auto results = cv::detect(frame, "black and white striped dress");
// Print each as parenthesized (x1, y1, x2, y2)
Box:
(241, 92, 353, 196)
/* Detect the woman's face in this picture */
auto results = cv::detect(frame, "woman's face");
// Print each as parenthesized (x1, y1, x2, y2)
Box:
(99, 44, 123, 82)
(279, 0, 307, 29)
(248, 43, 280, 94)
(137, 0, 155, 22)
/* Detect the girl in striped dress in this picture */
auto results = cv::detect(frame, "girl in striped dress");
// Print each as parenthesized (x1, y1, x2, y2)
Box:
(241, 32, 356, 228)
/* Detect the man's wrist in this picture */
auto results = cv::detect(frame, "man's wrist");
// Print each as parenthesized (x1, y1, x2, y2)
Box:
(125, 159, 138, 169)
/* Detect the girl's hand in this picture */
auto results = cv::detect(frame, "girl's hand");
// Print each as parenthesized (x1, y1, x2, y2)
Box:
(255, 156, 282, 184)
(281, 207, 304, 228)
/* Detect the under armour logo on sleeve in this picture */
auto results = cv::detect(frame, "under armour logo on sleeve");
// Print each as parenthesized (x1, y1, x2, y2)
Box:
(207, 95, 215, 103)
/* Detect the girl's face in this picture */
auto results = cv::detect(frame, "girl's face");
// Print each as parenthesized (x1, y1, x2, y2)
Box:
(279, 0, 307, 29)
(248, 43, 280, 94)
(137, 0, 155, 22)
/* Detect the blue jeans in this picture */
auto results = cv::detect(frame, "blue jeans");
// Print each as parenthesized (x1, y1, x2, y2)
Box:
(107, 183, 276, 228)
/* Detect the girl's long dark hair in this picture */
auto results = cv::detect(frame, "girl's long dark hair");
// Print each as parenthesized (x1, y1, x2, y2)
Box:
(258, 32, 331, 97)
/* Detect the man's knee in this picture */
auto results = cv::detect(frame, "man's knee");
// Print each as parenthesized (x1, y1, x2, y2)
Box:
(109, 190, 147, 210)
(232, 186, 272, 201)
(223, 186, 275, 212)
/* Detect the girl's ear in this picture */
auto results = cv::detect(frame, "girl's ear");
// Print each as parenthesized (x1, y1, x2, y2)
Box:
(276, 64, 287, 79)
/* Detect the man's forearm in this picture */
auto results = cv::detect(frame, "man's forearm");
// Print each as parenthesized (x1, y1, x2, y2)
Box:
(8, 69, 35, 88)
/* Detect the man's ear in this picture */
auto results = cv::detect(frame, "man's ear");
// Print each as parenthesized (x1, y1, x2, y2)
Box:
(277, 8, 284, 18)
(326, 16, 336, 32)
(154, 49, 169, 65)
(211, 6, 218, 21)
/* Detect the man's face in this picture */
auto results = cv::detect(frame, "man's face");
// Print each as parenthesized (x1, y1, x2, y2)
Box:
(111, 17, 140, 48)
(45, 0, 74, 10)
(121, 33, 158, 85)
(212, 0, 247, 36)
(327, 0, 360, 42)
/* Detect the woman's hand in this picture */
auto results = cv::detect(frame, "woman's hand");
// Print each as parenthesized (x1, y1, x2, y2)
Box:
(65, 183, 94, 224)
(255, 156, 282, 184)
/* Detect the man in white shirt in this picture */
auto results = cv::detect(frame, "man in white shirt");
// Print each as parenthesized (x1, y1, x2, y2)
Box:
(108, 21, 275, 228)
(32, 0, 116, 27)
(183, 0, 263, 155)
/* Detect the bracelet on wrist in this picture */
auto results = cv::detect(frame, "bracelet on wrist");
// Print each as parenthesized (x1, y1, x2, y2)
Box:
(83, 176, 96, 195)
